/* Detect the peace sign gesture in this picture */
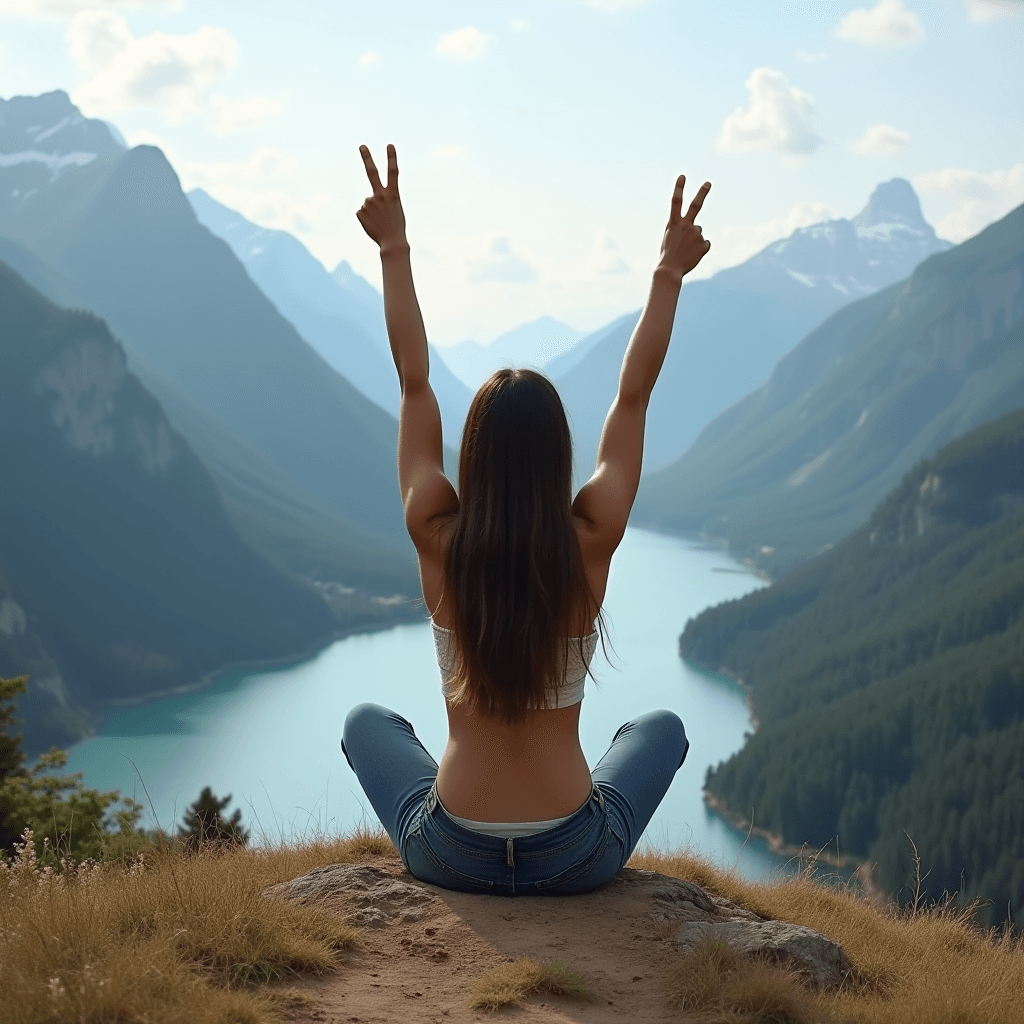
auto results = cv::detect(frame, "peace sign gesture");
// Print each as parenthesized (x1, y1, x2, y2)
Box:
(356, 144, 409, 255)
(658, 175, 711, 282)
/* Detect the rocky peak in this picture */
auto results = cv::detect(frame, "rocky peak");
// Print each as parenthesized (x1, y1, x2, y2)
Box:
(852, 177, 932, 237)
(0, 90, 124, 157)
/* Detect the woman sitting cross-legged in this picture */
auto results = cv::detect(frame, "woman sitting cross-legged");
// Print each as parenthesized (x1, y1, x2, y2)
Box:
(342, 144, 712, 895)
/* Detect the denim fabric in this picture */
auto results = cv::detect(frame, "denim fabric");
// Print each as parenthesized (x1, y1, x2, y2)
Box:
(341, 703, 689, 896)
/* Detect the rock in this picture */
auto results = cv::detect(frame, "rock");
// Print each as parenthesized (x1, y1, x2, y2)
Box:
(262, 864, 437, 928)
(673, 918, 853, 989)
(262, 862, 854, 988)
(610, 869, 853, 989)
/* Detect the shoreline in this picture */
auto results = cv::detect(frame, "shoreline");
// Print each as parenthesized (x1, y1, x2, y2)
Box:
(639, 525, 774, 585)
(702, 790, 888, 907)
(97, 604, 428, 712)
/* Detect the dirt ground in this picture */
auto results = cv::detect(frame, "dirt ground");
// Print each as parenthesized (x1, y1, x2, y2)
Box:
(269, 854, 694, 1023)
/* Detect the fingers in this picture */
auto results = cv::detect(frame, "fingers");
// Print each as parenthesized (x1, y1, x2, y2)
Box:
(670, 175, 685, 220)
(359, 145, 384, 194)
(386, 143, 399, 192)
(684, 181, 712, 223)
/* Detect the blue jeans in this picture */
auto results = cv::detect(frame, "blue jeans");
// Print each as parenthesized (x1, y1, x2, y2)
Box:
(341, 703, 689, 895)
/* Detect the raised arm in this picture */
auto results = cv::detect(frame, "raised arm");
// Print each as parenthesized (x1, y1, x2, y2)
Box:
(356, 144, 457, 549)
(572, 174, 711, 552)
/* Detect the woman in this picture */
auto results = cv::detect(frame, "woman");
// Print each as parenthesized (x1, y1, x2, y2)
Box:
(342, 144, 712, 895)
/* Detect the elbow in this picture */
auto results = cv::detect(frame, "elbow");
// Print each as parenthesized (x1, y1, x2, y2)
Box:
(615, 384, 650, 412)
(401, 372, 430, 397)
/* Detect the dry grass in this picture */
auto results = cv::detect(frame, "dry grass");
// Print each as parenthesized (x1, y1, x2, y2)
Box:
(467, 957, 593, 1011)
(666, 934, 831, 1023)
(0, 822, 393, 1024)
(2, 815, 1022, 1024)
(631, 847, 1024, 1024)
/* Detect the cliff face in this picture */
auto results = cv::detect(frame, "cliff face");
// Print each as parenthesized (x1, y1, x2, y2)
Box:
(0, 259, 337, 755)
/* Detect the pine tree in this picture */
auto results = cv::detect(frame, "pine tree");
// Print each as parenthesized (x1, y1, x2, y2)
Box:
(177, 786, 250, 854)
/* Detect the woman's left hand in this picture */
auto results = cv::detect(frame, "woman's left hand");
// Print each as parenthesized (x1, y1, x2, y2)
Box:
(356, 144, 409, 255)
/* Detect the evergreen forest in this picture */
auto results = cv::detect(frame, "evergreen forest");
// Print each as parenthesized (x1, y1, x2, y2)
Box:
(681, 408, 1024, 927)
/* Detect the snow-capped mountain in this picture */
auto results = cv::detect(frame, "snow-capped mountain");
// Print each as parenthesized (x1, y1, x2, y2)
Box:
(738, 178, 951, 300)
(554, 179, 953, 478)
(0, 90, 124, 221)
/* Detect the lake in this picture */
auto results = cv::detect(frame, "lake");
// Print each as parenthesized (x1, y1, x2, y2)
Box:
(64, 526, 799, 881)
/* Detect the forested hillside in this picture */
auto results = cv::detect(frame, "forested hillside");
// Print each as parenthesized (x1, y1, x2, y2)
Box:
(636, 202, 1024, 577)
(0, 261, 407, 758)
(681, 409, 1024, 926)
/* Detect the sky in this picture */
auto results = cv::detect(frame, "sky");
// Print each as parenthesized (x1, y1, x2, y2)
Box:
(0, 0, 1022, 346)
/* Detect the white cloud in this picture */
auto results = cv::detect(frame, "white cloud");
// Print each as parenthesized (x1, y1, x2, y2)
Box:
(124, 126, 168, 148)
(208, 187, 331, 236)
(175, 146, 326, 236)
(691, 201, 837, 278)
(68, 11, 238, 121)
(852, 122, 910, 155)
(210, 94, 283, 135)
(436, 26, 491, 62)
(431, 144, 466, 160)
(0, 0, 179, 17)
(836, 0, 924, 45)
(589, 231, 631, 276)
(358, 50, 379, 67)
(508, 18, 529, 30)
(965, 0, 1024, 22)
(717, 67, 823, 156)
(180, 146, 298, 185)
(468, 236, 536, 283)
(914, 162, 1024, 241)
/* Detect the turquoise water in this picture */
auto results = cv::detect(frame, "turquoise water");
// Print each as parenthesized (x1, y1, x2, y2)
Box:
(64, 527, 799, 881)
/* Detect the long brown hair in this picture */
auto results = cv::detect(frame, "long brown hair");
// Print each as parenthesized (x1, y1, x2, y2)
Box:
(441, 368, 605, 724)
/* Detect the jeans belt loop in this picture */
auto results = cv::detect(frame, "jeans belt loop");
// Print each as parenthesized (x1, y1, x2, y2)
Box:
(595, 786, 605, 811)
(506, 838, 514, 867)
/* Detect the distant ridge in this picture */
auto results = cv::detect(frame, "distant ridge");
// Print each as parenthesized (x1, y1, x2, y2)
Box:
(187, 188, 472, 446)
(554, 178, 952, 478)
(437, 316, 586, 390)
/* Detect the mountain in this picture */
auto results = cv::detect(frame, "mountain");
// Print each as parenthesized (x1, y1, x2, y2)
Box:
(0, 90, 124, 225)
(680, 408, 1024, 927)
(0, 259, 352, 757)
(437, 316, 586, 390)
(634, 202, 1024, 577)
(0, 92, 418, 592)
(187, 189, 472, 447)
(554, 179, 952, 477)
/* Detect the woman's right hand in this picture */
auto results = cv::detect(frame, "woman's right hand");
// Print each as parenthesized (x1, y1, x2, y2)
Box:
(356, 144, 410, 256)
(657, 176, 711, 283)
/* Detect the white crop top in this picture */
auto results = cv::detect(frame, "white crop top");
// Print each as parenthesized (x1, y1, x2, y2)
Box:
(431, 620, 598, 708)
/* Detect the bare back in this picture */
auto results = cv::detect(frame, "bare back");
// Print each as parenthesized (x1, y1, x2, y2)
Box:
(419, 513, 617, 822)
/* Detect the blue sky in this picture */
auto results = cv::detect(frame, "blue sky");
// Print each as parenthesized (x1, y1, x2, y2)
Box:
(1, 0, 1022, 345)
